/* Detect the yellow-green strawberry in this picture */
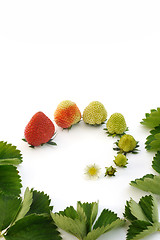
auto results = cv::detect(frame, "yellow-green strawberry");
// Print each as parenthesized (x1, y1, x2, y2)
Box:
(114, 154, 128, 167)
(83, 101, 107, 125)
(118, 134, 137, 153)
(54, 100, 81, 129)
(106, 113, 127, 135)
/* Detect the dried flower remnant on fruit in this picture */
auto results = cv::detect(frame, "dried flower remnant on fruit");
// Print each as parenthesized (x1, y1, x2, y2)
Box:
(105, 166, 116, 176)
(54, 100, 81, 129)
(83, 101, 107, 125)
(85, 164, 101, 179)
(106, 113, 127, 136)
(114, 154, 128, 167)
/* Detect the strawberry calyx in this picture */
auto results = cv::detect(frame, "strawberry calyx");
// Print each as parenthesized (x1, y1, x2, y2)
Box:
(113, 140, 139, 155)
(104, 127, 129, 137)
(22, 132, 57, 148)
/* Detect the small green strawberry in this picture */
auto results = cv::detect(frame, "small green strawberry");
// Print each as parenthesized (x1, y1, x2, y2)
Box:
(105, 166, 116, 176)
(113, 134, 139, 154)
(105, 113, 127, 136)
(114, 154, 128, 167)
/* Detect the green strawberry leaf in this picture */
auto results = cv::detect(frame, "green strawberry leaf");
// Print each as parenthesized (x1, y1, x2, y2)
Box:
(145, 126, 160, 151)
(125, 195, 160, 240)
(84, 218, 124, 240)
(126, 199, 148, 221)
(0, 165, 22, 197)
(139, 195, 159, 223)
(152, 151, 160, 174)
(84, 209, 125, 240)
(126, 220, 158, 240)
(130, 174, 160, 195)
(93, 209, 125, 230)
(14, 188, 33, 222)
(26, 190, 53, 216)
(0, 193, 21, 231)
(4, 214, 62, 240)
(141, 108, 160, 128)
(77, 202, 98, 233)
(83, 227, 106, 240)
(59, 206, 79, 219)
(51, 212, 86, 240)
(51, 202, 124, 240)
(124, 201, 137, 222)
(0, 141, 22, 166)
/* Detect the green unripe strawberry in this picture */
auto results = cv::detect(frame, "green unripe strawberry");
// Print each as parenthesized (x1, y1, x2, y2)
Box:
(118, 134, 137, 153)
(83, 101, 107, 125)
(114, 154, 128, 167)
(105, 166, 116, 176)
(106, 113, 127, 135)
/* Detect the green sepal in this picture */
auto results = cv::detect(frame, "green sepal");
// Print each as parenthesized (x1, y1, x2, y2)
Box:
(23, 132, 57, 148)
(4, 214, 62, 240)
(130, 174, 160, 195)
(0, 141, 22, 166)
(141, 108, 160, 128)
(0, 193, 22, 232)
(0, 165, 22, 197)
(46, 139, 57, 146)
(104, 127, 129, 137)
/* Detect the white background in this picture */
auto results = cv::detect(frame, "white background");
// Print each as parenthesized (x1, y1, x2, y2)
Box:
(0, 1, 160, 239)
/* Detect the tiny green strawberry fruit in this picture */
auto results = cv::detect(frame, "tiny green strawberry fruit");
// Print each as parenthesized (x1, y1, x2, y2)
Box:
(105, 166, 116, 176)
(83, 101, 107, 125)
(118, 134, 137, 153)
(114, 154, 128, 167)
(106, 113, 127, 136)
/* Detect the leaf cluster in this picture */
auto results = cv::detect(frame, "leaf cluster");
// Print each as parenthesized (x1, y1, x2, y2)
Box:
(126, 108, 160, 239)
(51, 201, 125, 240)
(0, 187, 62, 240)
(141, 108, 160, 152)
(124, 195, 160, 240)
(0, 141, 61, 240)
(131, 109, 160, 196)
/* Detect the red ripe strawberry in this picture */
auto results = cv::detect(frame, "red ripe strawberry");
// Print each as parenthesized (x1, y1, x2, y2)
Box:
(54, 100, 81, 129)
(24, 111, 55, 147)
